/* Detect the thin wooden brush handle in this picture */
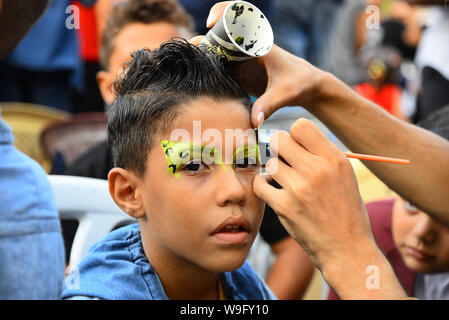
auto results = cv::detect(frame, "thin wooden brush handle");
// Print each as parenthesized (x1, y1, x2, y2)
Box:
(344, 152, 411, 165)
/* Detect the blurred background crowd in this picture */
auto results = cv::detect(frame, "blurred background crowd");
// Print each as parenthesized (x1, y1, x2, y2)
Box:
(1, 0, 449, 300)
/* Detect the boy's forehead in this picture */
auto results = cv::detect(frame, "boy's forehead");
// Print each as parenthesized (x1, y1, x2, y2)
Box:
(162, 97, 255, 148)
(160, 127, 258, 150)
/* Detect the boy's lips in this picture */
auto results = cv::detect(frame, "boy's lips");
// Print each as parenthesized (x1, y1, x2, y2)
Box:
(210, 216, 251, 245)
(404, 245, 435, 261)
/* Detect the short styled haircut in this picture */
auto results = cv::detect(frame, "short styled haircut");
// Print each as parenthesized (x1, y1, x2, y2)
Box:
(107, 39, 252, 177)
(100, 0, 194, 69)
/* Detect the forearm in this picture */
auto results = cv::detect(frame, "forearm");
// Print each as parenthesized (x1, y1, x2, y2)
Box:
(406, 0, 445, 4)
(306, 73, 449, 226)
(321, 239, 407, 300)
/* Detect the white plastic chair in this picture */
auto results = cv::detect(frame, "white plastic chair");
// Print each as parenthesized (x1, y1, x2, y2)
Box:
(48, 175, 135, 272)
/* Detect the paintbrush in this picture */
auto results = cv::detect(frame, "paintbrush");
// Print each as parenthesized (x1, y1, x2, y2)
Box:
(261, 143, 411, 165)
(344, 152, 410, 165)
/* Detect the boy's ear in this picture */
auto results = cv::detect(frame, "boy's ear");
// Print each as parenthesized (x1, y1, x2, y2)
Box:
(97, 70, 116, 106)
(108, 168, 145, 219)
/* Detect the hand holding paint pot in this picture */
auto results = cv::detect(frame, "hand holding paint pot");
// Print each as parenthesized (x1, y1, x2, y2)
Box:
(199, 1, 274, 63)
(191, 1, 326, 129)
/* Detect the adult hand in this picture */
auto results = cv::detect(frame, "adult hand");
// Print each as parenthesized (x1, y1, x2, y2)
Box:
(253, 118, 372, 270)
(253, 118, 407, 299)
(189, 1, 329, 129)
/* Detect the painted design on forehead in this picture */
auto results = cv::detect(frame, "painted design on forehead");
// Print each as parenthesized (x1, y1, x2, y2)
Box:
(161, 140, 225, 178)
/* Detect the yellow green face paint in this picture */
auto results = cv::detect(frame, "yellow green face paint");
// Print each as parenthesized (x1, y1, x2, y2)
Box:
(161, 140, 261, 177)
(161, 140, 224, 177)
(233, 144, 261, 169)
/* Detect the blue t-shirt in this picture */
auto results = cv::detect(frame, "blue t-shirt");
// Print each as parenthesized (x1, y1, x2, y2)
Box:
(62, 223, 277, 300)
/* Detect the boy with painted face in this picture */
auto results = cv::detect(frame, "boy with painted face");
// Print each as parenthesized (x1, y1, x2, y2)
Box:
(61, 39, 275, 300)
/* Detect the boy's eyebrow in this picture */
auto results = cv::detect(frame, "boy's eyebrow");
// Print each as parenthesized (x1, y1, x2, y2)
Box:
(233, 144, 261, 163)
(161, 140, 224, 177)
(161, 140, 261, 177)
(161, 140, 259, 152)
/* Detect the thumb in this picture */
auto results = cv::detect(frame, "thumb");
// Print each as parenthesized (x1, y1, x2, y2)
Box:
(206, 2, 231, 28)
(251, 88, 285, 129)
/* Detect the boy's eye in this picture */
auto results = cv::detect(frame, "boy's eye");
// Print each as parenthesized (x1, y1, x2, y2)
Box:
(234, 157, 259, 170)
(233, 144, 260, 171)
(181, 161, 207, 172)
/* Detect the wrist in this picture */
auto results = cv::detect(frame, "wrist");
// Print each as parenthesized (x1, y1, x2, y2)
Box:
(303, 70, 345, 111)
(320, 238, 407, 300)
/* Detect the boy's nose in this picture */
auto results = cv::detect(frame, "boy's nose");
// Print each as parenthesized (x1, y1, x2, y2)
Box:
(413, 215, 437, 245)
(215, 165, 248, 207)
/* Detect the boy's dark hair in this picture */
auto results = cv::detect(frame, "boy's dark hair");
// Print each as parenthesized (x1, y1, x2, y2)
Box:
(418, 105, 449, 141)
(100, 0, 194, 69)
(107, 39, 252, 177)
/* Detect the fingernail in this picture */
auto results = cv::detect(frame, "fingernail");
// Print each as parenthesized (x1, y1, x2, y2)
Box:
(206, 13, 216, 28)
(257, 111, 265, 129)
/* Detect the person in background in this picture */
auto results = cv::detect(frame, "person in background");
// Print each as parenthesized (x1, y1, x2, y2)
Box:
(271, 0, 343, 71)
(0, 0, 97, 112)
(382, 0, 422, 62)
(326, 0, 371, 87)
(93, 1, 272, 42)
(328, 0, 423, 119)
(329, 105, 449, 300)
(355, 46, 408, 120)
(413, 2, 449, 123)
(0, 0, 66, 299)
(70, 0, 105, 113)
